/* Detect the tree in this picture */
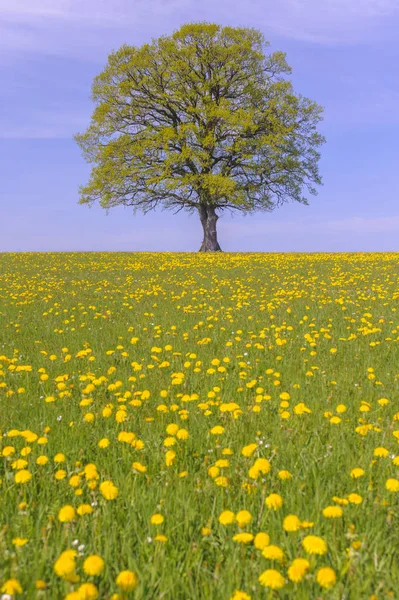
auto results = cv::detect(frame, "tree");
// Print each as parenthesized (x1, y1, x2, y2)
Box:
(74, 22, 325, 251)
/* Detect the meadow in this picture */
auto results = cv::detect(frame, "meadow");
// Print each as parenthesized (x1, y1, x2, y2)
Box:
(1, 251, 399, 600)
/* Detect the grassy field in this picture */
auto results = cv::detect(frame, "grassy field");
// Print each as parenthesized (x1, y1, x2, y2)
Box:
(1, 252, 399, 599)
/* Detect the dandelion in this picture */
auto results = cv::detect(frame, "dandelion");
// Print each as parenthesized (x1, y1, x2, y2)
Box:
(287, 558, 310, 583)
(116, 570, 138, 592)
(12, 537, 28, 547)
(241, 444, 257, 457)
(258, 569, 285, 589)
(14, 470, 32, 484)
(278, 470, 292, 480)
(210, 426, 224, 435)
(77, 504, 94, 516)
(1, 579, 23, 595)
(77, 582, 99, 599)
(316, 567, 336, 588)
(265, 493, 283, 510)
(165, 450, 176, 467)
(262, 545, 284, 562)
(230, 591, 251, 600)
(132, 462, 147, 473)
(150, 513, 164, 525)
(374, 447, 389, 458)
(283, 514, 302, 532)
(254, 532, 270, 550)
(219, 511, 235, 525)
(347, 493, 363, 504)
(235, 510, 252, 528)
(232, 532, 254, 544)
(83, 555, 104, 576)
(350, 468, 365, 479)
(322, 506, 343, 518)
(302, 535, 327, 555)
(54, 549, 77, 578)
(99, 481, 118, 500)
(58, 505, 76, 523)
(385, 478, 399, 492)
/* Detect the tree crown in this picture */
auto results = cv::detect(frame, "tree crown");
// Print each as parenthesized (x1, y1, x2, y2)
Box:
(75, 22, 325, 216)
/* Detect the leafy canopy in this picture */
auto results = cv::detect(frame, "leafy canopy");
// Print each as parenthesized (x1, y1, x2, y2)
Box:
(75, 22, 325, 215)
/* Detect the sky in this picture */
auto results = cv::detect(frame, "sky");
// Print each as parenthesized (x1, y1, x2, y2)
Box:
(1, 0, 399, 252)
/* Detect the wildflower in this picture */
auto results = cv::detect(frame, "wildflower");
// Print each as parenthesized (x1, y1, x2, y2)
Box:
(77, 504, 94, 516)
(241, 444, 257, 457)
(258, 569, 285, 589)
(77, 582, 99, 599)
(54, 549, 77, 577)
(1, 579, 23, 595)
(165, 450, 176, 467)
(132, 462, 147, 473)
(287, 558, 310, 583)
(230, 591, 251, 600)
(235, 510, 252, 528)
(253, 458, 271, 474)
(14, 470, 32, 484)
(98, 438, 110, 448)
(12, 537, 28, 547)
(232, 532, 254, 544)
(150, 514, 164, 525)
(99, 481, 118, 500)
(350, 468, 365, 479)
(283, 514, 301, 532)
(116, 570, 138, 592)
(374, 447, 389, 458)
(332, 496, 349, 506)
(219, 511, 235, 525)
(58, 505, 76, 523)
(265, 493, 283, 510)
(208, 466, 219, 478)
(278, 470, 292, 480)
(83, 555, 104, 576)
(316, 567, 336, 588)
(262, 545, 284, 562)
(293, 402, 311, 415)
(322, 506, 343, 518)
(386, 479, 399, 492)
(177, 428, 189, 440)
(214, 476, 228, 487)
(302, 535, 327, 555)
(35, 580, 47, 590)
(254, 532, 270, 550)
(347, 493, 363, 504)
(210, 426, 224, 435)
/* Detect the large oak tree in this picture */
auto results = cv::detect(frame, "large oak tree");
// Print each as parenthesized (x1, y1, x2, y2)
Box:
(75, 22, 325, 251)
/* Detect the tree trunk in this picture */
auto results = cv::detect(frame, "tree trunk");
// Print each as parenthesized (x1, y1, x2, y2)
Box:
(198, 205, 222, 252)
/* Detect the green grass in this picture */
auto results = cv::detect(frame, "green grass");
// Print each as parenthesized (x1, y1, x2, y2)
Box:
(1, 252, 399, 599)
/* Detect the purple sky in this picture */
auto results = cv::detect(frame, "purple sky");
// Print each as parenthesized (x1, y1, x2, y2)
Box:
(1, 0, 399, 252)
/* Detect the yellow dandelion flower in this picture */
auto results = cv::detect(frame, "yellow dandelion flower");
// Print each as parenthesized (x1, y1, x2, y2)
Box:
(265, 493, 283, 510)
(302, 535, 327, 555)
(316, 567, 336, 588)
(287, 558, 310, 583)
(116, 570, 138, 592)
(258, 569, 285, 589)
(254, 532, 270, 550)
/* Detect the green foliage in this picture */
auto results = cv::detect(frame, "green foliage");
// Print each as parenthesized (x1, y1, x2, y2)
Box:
(75, 22, 325, 216)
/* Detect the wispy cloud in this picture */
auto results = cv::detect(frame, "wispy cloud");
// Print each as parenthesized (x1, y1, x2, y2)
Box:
(1, 0, 398, 139)
(0, 0, 398, 65)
